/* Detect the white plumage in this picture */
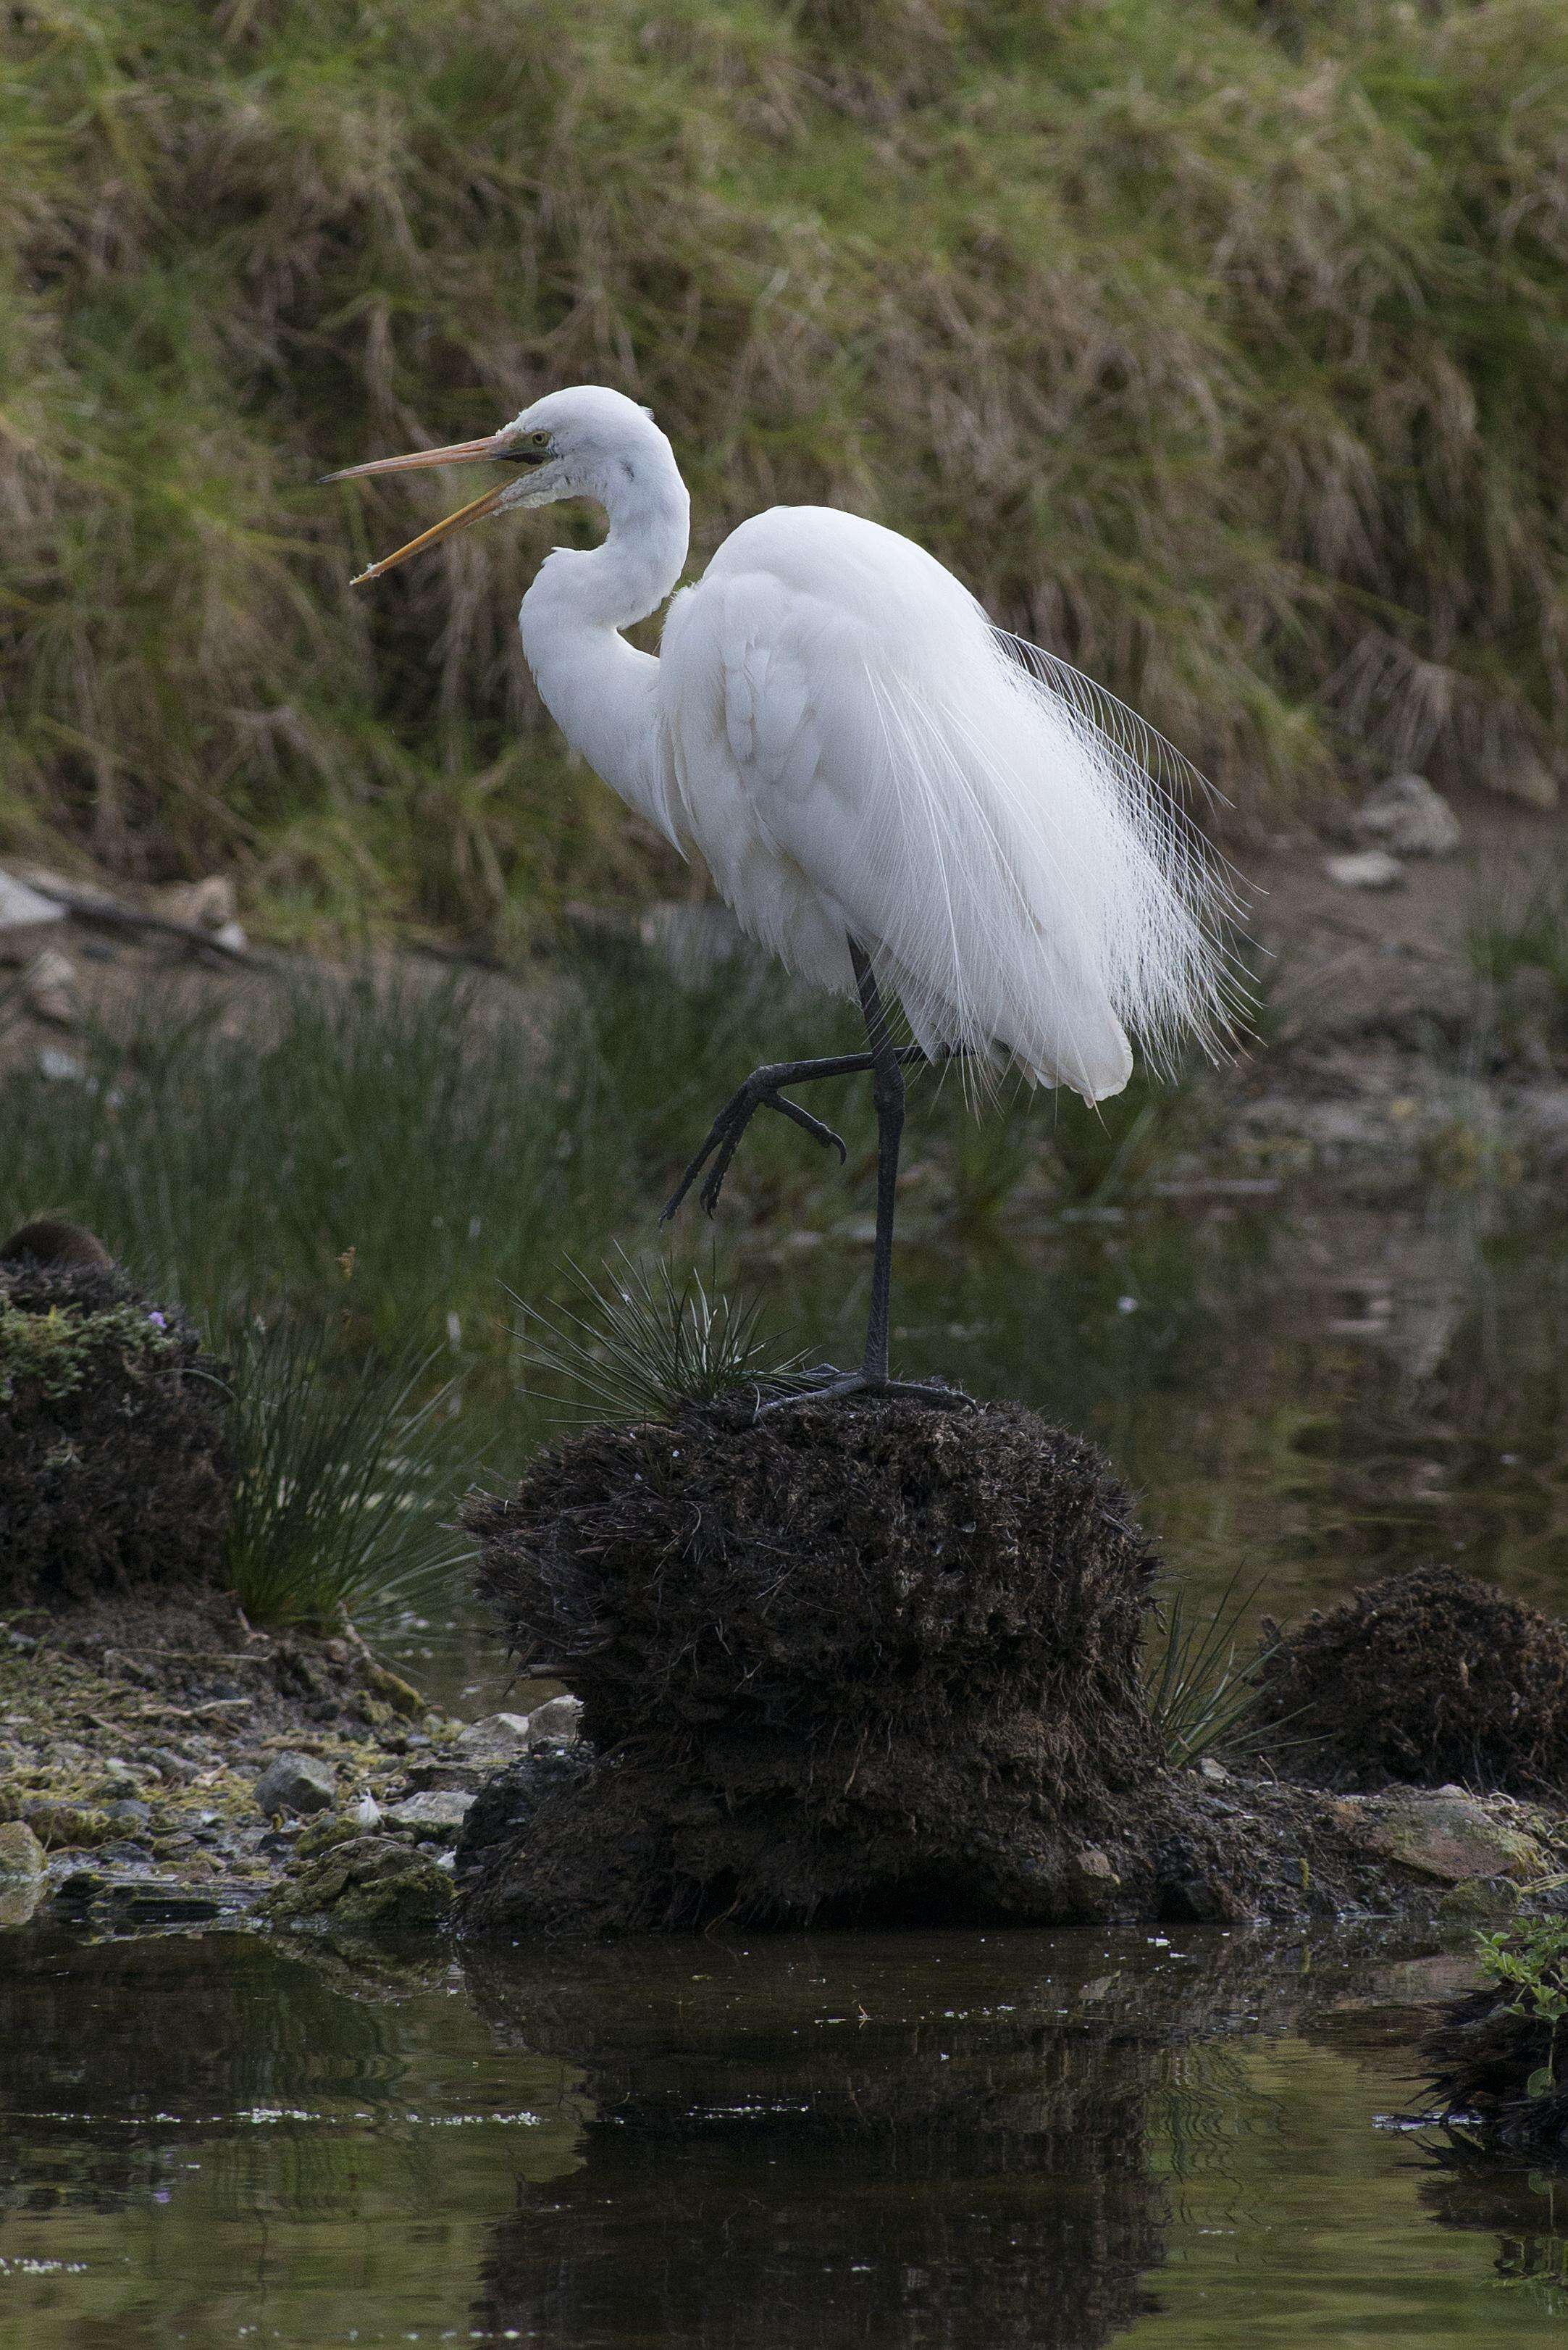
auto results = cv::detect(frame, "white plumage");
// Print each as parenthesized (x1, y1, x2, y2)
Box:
(332, 382, 1237, 1397)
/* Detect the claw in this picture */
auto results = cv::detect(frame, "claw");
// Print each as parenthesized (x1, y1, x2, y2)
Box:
(664, 1074, 847, 1223)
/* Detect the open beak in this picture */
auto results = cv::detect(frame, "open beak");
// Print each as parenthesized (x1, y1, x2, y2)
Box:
(322, 433, 516, 585)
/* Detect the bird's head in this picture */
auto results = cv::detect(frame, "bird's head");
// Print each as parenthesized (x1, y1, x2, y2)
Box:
(324, 385, 676, 585)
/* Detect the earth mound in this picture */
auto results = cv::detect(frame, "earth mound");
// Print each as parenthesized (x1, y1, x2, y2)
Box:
(461, 1397, 1165, 1933)
(1254, 1564, 1568, 1794)
(0, 1239, 232, 1603)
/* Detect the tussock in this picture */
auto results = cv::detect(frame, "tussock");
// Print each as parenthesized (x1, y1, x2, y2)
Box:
(0, 1259, 232, 1605)
(1254, 1564, 1568, 1795)
(463, 1397, 1164, 1931)
(4, 1, 1567, 938)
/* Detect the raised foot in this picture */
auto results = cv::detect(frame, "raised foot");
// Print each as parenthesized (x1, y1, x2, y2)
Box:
(755, 1368, 976, 1418)
(661, 1075, 847, 1223)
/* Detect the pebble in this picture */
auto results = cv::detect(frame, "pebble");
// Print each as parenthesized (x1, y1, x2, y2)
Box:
(1350, 773, 1462, 858)
(1324, 849, 1404, 890)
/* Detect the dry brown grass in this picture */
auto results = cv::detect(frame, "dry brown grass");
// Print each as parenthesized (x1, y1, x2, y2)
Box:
(4, 0, 1566, 940)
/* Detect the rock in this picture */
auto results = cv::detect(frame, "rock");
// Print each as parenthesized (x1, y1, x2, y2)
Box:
(526, 1695, 583, 1747)
(1324, 849, 1404, 890)
(254, 1752, 337, 1818)
(263, 1835, 455, 1930)
(24, 1802, 112, 1850)
(150, 875, 237, 930)
(1350, 774, 1462, 858)
(385, 1789, 475, 1844)
(453, 1749, 596, 1887)
(101, 1799, 152, 1833)
(209, 919, 249, 955)
(452, 1699, 583, 1765)
(1347, 1790, 1548, 1885)
(35, 1045, 84, 1082)
(1437, 1875, 1522, 1923)
(0, 870, 65, 951)
(0, 1820, 46, 1879)
(24, 946, 80, 1026)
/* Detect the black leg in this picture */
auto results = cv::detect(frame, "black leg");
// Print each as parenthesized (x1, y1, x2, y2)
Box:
(851, 943, 902, 1383)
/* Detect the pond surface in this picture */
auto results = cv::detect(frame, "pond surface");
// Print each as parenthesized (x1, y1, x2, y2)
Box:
(2, 1922, 1566, 2347)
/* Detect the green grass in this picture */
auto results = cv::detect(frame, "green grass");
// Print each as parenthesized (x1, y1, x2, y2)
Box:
(1468, 861, 1568, 996)
(3, 0, 1567, 944)
(219, 1312, 477, 1628)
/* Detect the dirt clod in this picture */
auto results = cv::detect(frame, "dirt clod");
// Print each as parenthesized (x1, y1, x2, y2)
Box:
(462, 1398, 1163, 1933)
(1254, 1565, 1568, 1794)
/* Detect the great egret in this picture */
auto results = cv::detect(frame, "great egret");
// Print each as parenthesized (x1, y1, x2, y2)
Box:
(329, 385, 1235, 1403)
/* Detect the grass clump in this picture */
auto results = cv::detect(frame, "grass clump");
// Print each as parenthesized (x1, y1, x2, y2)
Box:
(4, 0, 1568, 939)
(1468, 864, 1568, 996)
(219, 1313, 476, 1630)
(516, 1250, 809, 1421)
(1144, 1574, 1270, 1772)
(0, 1259, 232, 1605)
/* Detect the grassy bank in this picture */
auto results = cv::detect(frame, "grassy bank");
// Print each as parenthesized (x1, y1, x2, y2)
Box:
(4, 0, 1565, 942)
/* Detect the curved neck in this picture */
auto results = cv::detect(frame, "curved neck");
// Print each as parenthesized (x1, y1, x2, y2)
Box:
(518, 458, 690, 840)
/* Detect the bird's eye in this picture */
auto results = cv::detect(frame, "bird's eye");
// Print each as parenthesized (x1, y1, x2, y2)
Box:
(504, 430, 553, 464)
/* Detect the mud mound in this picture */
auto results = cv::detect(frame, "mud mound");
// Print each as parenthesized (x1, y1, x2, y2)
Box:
(1254, 1565, 1568, 1795)
(462, 1398, 1163, 1933)
(0, 1257, 232, 1603)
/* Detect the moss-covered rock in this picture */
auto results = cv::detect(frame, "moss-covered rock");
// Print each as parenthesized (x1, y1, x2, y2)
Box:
(0, 1253, 232, 1604)
(263, 1836, 454, 1931)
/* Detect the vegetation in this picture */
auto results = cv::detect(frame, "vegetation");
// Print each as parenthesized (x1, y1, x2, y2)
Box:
(1469, 860, 1568, 997)
(4, 0, 1567, 944)
(219, 1311, 477, 1626)
(1143, 1572, 1270, 1771)
(1477, 1919, 1568, 2099)
(516, 1249, 810, 1422)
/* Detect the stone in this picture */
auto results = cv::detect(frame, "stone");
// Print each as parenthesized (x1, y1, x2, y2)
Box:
(150, 874, 236, 931)
(1350, 774, 1462, 858)
(0, 869, 65, 950)
(101, 1799, 152, 1833)
(23, 1802, 112, 1850)
(1437, 1875, 1522, 1923)
(1348, 1790, 1548, 1886)
(526, 1695, 584, 1747)
(1324, 849, 1404, 890)
(385, 1789, 475, 1844)
(0, 1820, 46, 1879)
(263, 1836, 455, 1930)
(254, 1752, 337, 1818)
(452, 1699, 583, 1765)
(24, 946, 79, 1026)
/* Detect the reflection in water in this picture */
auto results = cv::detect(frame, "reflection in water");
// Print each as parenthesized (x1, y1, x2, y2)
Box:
(466, 1944, 1167, 2350)
(4, 1925, 1568, 2344)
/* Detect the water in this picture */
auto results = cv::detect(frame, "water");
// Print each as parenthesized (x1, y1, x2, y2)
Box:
(2, 1924, 1566, 2347)
(9, 1184, 1568, 2343)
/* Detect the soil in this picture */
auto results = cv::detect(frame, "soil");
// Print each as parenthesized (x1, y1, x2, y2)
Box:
(1255, 1565, 1568, 1794)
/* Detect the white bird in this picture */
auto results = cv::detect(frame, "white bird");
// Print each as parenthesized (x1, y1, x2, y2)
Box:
(327, 384, 1236, 1403)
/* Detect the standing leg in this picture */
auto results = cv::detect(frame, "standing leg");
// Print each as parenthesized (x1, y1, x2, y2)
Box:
(758, 940, 970, 1410)
(851, 942, 902, 1384)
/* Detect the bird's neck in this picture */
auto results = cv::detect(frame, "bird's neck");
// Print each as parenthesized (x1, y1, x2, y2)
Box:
(518, 461, 691, 842)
